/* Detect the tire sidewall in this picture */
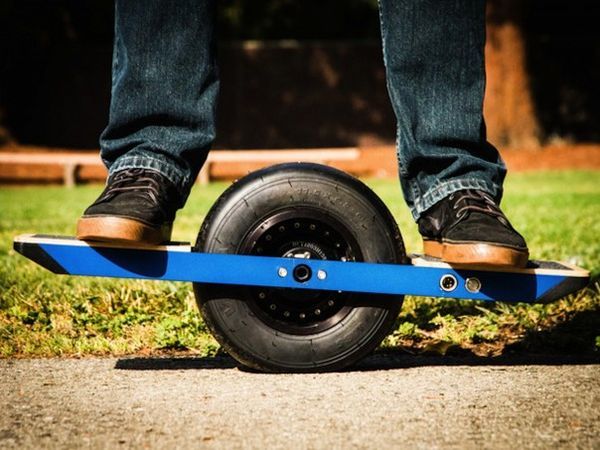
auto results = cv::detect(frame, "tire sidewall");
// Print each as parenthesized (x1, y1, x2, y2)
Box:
(194, 164, 404, 371)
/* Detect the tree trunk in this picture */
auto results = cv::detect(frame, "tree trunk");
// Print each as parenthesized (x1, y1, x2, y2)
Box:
(485, 0, 540, 148)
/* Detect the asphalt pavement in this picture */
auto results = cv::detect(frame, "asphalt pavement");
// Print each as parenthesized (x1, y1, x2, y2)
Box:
(1, 354, 598, 449)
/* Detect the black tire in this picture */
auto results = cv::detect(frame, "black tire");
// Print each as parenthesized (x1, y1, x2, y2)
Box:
(193, 163, 406, 372)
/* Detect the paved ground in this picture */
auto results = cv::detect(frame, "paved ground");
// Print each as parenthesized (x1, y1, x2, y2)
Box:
(1, 354, 598, 449)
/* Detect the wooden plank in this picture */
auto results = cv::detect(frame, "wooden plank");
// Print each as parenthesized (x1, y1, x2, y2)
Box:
(206, 148, 360, 162)
(0, 148, 362, 185)
(0, 153, 102, 165)
(0, 148, 359, 165)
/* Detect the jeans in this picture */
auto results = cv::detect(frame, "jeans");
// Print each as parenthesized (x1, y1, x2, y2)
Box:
(101, 0, 506, 220)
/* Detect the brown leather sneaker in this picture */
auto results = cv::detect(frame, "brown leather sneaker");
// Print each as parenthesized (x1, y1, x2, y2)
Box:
(76, 168, 183, 244)
(417, 190, 529, 267)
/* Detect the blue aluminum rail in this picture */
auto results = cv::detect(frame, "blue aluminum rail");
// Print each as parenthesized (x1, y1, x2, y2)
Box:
(13, 234, 590, 304)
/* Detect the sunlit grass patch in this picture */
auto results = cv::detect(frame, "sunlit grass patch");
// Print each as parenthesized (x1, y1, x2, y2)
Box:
(1, 171, 598, 357)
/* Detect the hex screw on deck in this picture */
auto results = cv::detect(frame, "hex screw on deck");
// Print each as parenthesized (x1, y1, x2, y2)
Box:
(465, 277, 482, 293)
(278, 267, 288, 277)
(317, 270, 327, 280)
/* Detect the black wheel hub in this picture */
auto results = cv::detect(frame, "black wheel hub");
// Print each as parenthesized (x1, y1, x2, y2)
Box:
(239, 208, 363, 335)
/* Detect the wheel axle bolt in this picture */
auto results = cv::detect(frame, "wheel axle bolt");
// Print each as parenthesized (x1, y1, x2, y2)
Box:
(317, 270, 327, 280)
(315, 309, 321, 315)
(278, 267, 288, 277)
(293, 264, 312, 282)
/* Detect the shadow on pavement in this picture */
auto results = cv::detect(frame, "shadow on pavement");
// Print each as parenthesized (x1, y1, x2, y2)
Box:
(351, 352, 600, 372)
(115, 356, 237, 371)
(114, 352, 598, 373)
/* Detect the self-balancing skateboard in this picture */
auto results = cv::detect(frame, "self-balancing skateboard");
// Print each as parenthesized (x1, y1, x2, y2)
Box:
(14, 163, 589, 372)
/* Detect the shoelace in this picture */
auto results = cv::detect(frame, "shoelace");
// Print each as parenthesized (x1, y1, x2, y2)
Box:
(98, 169, 167, 210)
(450, 190, 509, 226)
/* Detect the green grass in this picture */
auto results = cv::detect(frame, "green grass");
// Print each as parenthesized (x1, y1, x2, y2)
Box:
(1, 171, 599, 358)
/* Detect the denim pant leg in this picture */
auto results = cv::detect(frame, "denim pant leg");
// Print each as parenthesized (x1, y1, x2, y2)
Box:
(378, 0, 506, 221)
(100, 0, 218, 200)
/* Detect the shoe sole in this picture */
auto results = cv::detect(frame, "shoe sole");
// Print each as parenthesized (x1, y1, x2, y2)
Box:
(423, 239, 528, 268)
(76, 216, 172, 245)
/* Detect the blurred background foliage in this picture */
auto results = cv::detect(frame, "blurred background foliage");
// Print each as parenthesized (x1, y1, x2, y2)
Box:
(0, 0, 599, 148)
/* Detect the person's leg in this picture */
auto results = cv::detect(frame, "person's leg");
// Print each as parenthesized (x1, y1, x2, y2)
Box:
(78, 0, 218, 243)
(378, 0, 528, 266)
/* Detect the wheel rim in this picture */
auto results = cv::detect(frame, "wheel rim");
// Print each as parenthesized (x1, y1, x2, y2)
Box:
(238, 208, 363, 335)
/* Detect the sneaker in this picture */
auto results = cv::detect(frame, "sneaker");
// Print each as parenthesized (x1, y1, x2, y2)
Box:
(417, 189, 529, 267)
(76, 168, 183, 244)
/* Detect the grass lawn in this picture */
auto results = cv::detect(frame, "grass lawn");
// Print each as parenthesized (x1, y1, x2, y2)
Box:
(1, 170, 599, 358)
